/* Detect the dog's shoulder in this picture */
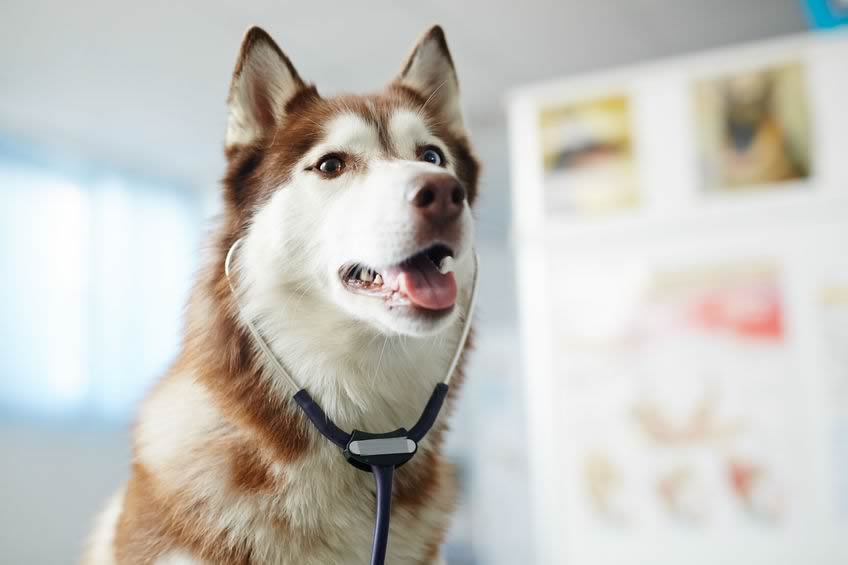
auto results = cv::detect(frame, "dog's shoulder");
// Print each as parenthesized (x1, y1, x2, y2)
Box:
(111, 370, 285, 563)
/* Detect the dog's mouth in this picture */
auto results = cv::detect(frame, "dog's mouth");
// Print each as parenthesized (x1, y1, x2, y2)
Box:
(339, 244, 457, 312)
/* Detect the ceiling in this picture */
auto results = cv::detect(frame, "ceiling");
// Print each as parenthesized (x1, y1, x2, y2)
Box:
(0, 0, 805, 239)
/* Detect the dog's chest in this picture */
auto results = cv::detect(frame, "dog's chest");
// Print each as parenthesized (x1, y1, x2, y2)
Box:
(238, 444, 452, 564)
(132, 367, 453, 564)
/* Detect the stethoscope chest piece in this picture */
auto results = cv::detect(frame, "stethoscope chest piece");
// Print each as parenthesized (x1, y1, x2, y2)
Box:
(344, 429, 417, 471)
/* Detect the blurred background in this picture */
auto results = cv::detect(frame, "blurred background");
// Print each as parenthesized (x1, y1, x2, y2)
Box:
(1, 1, 845, 563)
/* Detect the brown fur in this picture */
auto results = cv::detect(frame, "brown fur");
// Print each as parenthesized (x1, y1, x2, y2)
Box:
(101, 25, 479, 564)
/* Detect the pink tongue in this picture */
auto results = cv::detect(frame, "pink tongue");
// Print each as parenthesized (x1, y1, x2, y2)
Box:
(386, 257, 457, 310)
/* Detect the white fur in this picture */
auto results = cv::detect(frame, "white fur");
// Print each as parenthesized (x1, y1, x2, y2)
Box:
(307, 112, 381, 158)
(225, 107, 472, 562)
(82, 486, 125, 565)
(231, 106, 476, 432)
(87, 77, 471, 565)
(388, 108, 441, 157)
(95, 367, 456, 563)
(155, 552, 208, 565)
(136, 373, 236, 493)
(238, 110, 473, 340)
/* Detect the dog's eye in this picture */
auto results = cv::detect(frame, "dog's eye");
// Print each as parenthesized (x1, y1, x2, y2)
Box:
(317, 155, 344, 176)
(420, 146, 444, 167)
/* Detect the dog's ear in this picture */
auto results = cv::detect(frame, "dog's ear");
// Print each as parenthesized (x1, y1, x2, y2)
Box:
(395, 26, 464, 131)
(225, 27, 305, 150)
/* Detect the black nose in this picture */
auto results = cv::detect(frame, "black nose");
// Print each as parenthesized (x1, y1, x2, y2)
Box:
(408, 173, 466, 226)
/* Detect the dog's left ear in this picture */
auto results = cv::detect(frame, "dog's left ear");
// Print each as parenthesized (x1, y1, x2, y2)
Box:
(395, 26, 464, 131)
(226, 26, 305, 151)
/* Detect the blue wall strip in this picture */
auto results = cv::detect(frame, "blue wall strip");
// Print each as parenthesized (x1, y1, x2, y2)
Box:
(803, 0, 848, 29)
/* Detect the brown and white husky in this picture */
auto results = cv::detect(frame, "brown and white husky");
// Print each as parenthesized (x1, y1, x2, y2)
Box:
(82, 24, 479, 565)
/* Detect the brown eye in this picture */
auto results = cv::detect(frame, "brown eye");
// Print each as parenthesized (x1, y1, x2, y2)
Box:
(317, 155, 344, 175)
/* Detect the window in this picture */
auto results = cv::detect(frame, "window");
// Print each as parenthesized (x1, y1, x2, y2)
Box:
(0, 153, 202, 421)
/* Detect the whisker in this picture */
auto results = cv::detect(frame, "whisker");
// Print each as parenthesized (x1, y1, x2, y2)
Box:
(370, 335, 390, 388)
(417, 79, 449, 118)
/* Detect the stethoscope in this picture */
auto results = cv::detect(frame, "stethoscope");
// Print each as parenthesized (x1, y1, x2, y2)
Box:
(224, 239, 479, 565)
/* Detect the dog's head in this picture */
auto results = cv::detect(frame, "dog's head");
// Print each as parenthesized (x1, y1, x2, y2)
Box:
(222, 26, 478, 338)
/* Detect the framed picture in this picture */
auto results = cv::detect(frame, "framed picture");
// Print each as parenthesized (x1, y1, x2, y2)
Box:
(693, 61, 812, 192)
(556, 259, 791, 529)
(538, 94, 639, 216)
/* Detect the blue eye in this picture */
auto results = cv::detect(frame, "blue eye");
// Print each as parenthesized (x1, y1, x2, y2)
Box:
(421, 147, 444, 167)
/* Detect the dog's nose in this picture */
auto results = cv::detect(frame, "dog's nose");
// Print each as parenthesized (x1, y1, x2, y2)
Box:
(407, 173, 466, 226)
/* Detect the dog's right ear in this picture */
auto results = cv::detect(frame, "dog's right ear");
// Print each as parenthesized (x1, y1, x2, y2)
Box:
(225, 27, 304, 151)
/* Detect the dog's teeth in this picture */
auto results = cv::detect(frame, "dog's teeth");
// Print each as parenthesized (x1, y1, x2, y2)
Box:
(374, 273, 383, 285)
(360, 269, 373, 283)
(438, 256, 455, 274)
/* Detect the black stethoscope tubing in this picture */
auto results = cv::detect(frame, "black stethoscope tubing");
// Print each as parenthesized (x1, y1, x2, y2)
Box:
(225, 239, 478, 565)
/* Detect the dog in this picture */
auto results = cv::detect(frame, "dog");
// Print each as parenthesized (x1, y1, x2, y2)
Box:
(81, 24, 479, 564)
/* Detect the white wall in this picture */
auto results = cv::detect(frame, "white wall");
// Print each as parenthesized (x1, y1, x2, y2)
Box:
(0, 423, 130, 564)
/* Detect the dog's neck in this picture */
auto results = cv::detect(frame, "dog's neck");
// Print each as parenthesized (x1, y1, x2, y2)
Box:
(234, 266, 464, 436)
